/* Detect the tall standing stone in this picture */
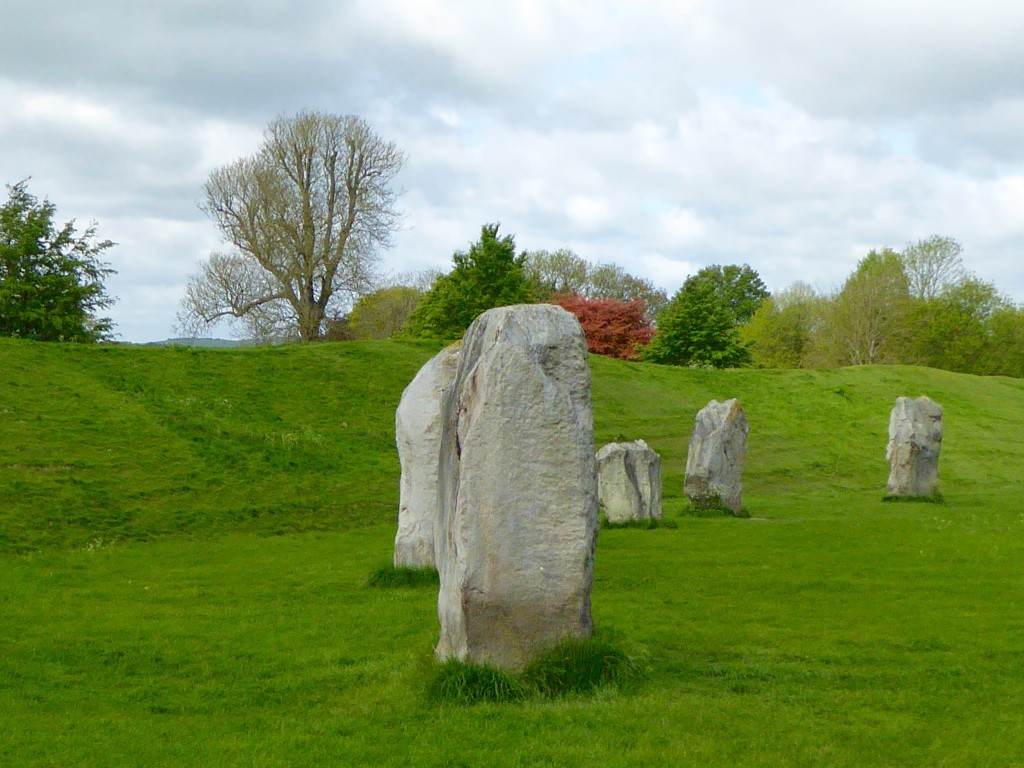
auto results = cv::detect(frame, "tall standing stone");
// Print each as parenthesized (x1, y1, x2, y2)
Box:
(596, 440, 662, 523)
(393, 344, 460, 568)
(886, 396, 943, 497)
(684, 398, 749, 513)
(435, 304, 598, 670)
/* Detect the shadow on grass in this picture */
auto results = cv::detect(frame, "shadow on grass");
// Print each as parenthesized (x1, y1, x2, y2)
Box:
(366, 565, 439, 589)
(882, 492, 945, 504)
(600, 514, 679, 530)
(427, 631, 649, 705)
(680, 493, 751, 519)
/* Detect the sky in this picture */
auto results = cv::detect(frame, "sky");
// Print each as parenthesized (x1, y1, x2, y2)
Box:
(3, 0, 1024, 343)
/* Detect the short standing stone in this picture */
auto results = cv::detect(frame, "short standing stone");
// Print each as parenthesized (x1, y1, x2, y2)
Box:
(684, 399, 749, 513)
(886, 396, 943, 497)
(393, 343, 460, 568)
(596, 440, 662, 522)
(435, 304, 598, 670)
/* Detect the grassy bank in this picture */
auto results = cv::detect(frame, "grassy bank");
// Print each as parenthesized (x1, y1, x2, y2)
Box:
(2, 338, 1024, 765)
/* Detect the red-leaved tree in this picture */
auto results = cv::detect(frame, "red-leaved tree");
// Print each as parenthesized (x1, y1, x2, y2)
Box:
(551, 295, 654, 360)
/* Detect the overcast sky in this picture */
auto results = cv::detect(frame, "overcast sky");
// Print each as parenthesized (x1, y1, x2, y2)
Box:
(3, 1, 1023, 342)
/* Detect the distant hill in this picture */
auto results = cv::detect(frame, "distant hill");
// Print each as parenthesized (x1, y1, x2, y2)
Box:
(2, 335, 1023, 554)
(144, 337, 264, 348)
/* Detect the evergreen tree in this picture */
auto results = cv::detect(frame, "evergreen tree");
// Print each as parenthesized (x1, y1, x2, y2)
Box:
(0, 180, 116, 342)
(640, 264, 766, 368)
(641, 272, 752, 368)
(403, 223, 535, 339)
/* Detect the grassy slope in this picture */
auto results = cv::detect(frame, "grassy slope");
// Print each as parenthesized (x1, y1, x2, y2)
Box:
(3, 338, 1024, 766)
(0, 337, 445, 553)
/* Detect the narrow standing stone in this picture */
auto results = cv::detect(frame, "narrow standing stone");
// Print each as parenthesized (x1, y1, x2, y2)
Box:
(393, 344, 460, 568)
(684, 399, 748, 513)
(886, 396, 943, 497)
(435, 304, 598, 670)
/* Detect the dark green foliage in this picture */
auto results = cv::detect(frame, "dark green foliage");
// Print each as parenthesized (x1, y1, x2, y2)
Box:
(0, 180, 116, 342)
(426, 632, 648, 704)
(366, 565, 439, 588)
(687, 263, 770, 324)
(641, 266, 757, 368)
(907, 278, 1024, 376)
(402, 223, 536, 339)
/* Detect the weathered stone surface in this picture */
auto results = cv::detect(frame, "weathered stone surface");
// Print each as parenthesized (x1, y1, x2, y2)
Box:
(596, 440, 662, 522)
(393, 343, 460, 568)
(886, 396, 943, 497)
(435, 304, 598, 670)
(684, 399, 749, 513)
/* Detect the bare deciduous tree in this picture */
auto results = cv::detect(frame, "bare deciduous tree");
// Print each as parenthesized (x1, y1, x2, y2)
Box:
(179, 111, 405, 341)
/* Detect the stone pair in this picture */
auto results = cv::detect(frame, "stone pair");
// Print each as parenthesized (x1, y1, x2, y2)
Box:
(395, 304, 597, 670)
(597, 399, 750, 520)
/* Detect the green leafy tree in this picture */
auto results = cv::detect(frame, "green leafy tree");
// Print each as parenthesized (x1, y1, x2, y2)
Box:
(402, 224, 535, 339)
(0, 180, 116, 342)
(986, 304, 1024, 377)
(816, 249, 910, 366)
(640, 266, 756, 368)
(346, 285, 424, 339)
(901, 235, 966, 301)
(741, 281, 824, 368)
(682, 263, 770, 325)
(908, 277, 1015, 374)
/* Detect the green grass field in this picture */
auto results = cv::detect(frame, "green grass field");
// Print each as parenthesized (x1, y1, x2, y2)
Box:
(3, 337, 1024, 766)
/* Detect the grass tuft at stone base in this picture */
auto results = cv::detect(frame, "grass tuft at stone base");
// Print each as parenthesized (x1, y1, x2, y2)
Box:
(366, 565, 439, 589)
(601, 515, 677, 530)
(426, 631, 648, 705)
(682, 494, 751, 518)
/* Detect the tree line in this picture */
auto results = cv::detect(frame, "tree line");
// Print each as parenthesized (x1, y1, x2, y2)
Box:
(4, 109, 1022, 381)
(741, 236, 1024, 377)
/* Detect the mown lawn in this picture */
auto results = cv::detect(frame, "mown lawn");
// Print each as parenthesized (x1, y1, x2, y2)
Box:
(2, 338, 1024, 766)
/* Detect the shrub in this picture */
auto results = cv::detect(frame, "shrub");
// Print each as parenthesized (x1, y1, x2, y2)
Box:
(550, 295, 654, 360)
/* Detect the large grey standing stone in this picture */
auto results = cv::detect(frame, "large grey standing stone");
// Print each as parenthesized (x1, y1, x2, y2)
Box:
(596, 440, 662, 523)
(684, 399, 749, 513)
(435, 304, 598, 670)
(393, 343, 461, 568)
(886, 396, 943, 497)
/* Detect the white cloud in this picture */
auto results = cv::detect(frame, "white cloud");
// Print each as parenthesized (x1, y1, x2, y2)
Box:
(2, 1, 1024, 341)
(661, 208, 708, 246)
(565, 195, 612, 231)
